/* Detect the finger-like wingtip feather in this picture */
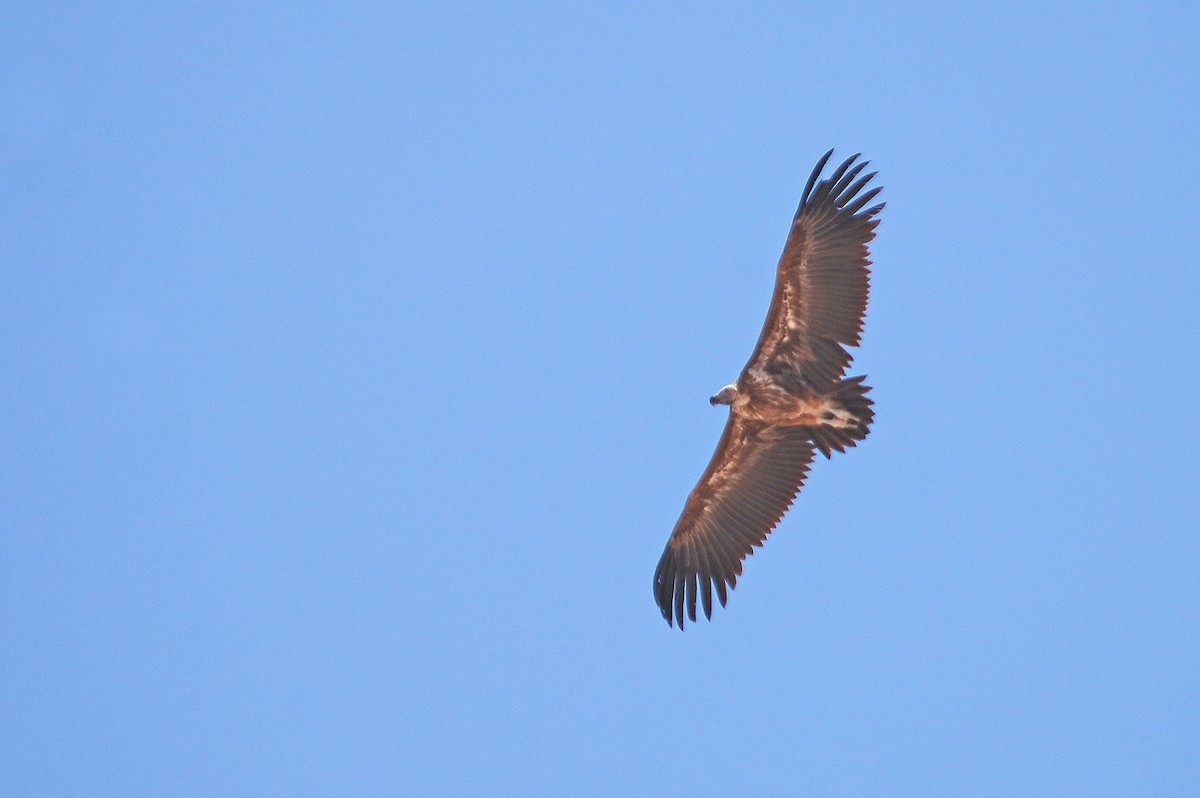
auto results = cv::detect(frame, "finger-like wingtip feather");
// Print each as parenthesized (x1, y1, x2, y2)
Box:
(674, 570, 686, 630)
(801, 148, 836, 208)
(838, 172, 877, 209)
(844, 185, 883, 215)
(817, 153, 862, 204)
(829, 161, 868, 204)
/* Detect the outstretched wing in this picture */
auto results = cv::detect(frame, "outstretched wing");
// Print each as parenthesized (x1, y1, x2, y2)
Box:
(747, 150, 884, 390)
(653, 416, 817, 629)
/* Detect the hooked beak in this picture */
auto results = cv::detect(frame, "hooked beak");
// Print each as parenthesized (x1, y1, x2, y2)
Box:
(710, 384, 738, 406)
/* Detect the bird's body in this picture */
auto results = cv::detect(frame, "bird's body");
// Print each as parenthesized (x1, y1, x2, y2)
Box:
(654, 150, 884, 629)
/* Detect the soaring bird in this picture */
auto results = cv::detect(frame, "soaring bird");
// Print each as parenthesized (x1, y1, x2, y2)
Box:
(653, 150, 884, 629)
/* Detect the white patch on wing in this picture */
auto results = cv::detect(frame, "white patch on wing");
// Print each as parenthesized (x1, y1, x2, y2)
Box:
(820, 397, 859, 428)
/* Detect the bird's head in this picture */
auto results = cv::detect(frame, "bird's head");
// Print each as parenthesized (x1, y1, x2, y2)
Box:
(709, 384, 739, 406)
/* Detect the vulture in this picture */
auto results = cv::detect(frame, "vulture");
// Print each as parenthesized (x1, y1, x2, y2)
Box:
(653, 150, 884, 629)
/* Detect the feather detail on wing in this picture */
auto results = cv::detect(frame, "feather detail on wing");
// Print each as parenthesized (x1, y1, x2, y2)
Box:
(653, 416, 817, 629)
(749, 150, 885, 390)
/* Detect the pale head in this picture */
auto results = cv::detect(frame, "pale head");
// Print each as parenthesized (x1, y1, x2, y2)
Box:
(709, 384, 738, 406)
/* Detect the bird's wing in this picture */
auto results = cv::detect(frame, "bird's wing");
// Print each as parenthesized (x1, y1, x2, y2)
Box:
(653, 415, 816, 628)
(747, 150, 884, 390)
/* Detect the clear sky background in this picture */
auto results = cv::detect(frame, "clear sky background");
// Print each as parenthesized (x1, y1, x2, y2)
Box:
(3, 2, 1198, 795)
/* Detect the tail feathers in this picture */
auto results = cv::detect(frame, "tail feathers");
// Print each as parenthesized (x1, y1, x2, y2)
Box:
(810, 375, 874, 459)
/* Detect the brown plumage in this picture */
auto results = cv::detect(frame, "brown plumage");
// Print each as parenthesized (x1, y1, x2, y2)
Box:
(653, 150, 884, 629)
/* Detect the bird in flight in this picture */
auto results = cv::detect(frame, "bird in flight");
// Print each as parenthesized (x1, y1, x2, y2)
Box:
(653, 150, 884, 629)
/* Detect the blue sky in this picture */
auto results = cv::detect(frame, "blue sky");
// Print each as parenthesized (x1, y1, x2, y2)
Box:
(3, 2, 1198, 795)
